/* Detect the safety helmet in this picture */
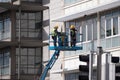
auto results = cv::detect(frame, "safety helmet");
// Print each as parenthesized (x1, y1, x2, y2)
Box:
(70, 25, 75, 29)
(54, 25, 58, 29)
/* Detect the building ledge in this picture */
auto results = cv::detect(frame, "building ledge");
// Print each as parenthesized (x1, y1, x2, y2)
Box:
(53, 0, 120, 22)
(0, 1, 49, 13)
(0, 41, 49, 48)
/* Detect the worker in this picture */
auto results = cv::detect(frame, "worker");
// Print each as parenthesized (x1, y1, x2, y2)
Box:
(51, 25, 59, 46)
(70, 25, 77, 47)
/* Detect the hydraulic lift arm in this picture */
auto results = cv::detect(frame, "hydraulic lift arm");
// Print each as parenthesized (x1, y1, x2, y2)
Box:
(40, 50, 60, 80)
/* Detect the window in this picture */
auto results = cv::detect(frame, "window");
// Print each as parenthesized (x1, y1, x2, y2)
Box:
(21, 0, 42, 3)
(0, 13, 11, 40)
(75, 19, 82, 42)
(64, 16, 97, 57)
(100, 12, 119, 38)
(87, 19, 92, 41)
(113, 17, 118, 35)
(100, 16, 105, 39)
(106, 18, 111, 37)
(0, 0, 11, 2)
(64, 0, 84, 6)
(16, 12, 42, 39)
(65, 72, 79, 80)
(93, 18, 97, 40)
(16, 48, 42, 74)
(0, 48, 10, 75)
(82, 23, 86, 42)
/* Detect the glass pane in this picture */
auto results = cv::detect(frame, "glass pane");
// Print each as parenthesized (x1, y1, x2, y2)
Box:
(21, 20, 27, 29)
(112, 36, 120, 47)
(4, 56, 9, 66)
(16, 20, 19, 28)
(16, 48, 19, 55)
(29, 13, 35, 19)
(3, 67, 9, 75)
(93, 18, 97, 40)
(28, 31, 35, 37)
(4, 51, 9, 56)
(0, 0, 11, 2)
(75, 20, 81, 42)
(36, 48, 41, 56)
(106, 38, 111, 48)
(113, 17, 118, 35)
(35, 31, 40, 38)
(100, 16, 105, 38)
(82, 24, 86, 42)
(0, 21, 3, 32)
(21, 56, 27, 64)
(28, 68, 34, 74)
(0, 57, 3, 66)
(35, 12, 42, 20)
(35, 57, 41, 63)
(28, 56, 34, 65)
(100, 39, 106, 49)
(106, 19, 111, 37)
(21, 31, 27, 37)
(21, 68, 27, 74)
(4, 19, 11, 32)
(28, 48, 35, 55)
(21, 13, 28, 19)
(21, 48, 27, 55)
(87, 19, 92, 41)
(29, 20, 35, 29)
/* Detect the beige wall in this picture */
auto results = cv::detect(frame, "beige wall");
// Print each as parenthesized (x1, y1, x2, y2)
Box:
(43, 0, 64, 80)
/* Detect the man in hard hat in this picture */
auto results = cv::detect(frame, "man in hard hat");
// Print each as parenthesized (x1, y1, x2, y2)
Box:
(70, 25, 77, 47)
(51, 25, 59, 46)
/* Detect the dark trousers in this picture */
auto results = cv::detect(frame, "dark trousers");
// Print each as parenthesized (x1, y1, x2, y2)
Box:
(52, 36, 57, 46)
(71, 37, 76, 47)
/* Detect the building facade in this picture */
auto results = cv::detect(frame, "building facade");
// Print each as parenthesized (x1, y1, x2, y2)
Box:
(0, 0, 48, 80)
(43, 0, 120, 80)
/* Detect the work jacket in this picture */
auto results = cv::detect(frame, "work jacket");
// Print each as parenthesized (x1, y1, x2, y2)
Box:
(51, 29, 58, 37)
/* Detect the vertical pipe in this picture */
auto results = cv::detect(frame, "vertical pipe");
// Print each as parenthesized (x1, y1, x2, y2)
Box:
(48, 8, 50, 49)
(48, 8, 50, 80)
(89, 52, 93, 80)
(18, 0, 21, 79)
(97, 12, 100, 47)
(89, 17, 95, 80)
(105, 53, 111, 80)
(97, 47, 102, 80)
(97, 11, 102, 80)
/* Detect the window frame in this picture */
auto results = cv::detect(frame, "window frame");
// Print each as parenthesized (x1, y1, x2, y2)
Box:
(105, 15, 119, 38)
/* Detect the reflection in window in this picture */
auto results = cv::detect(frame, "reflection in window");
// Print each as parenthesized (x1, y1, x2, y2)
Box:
(100, 16, 105, 39)
(87, 19, 92, 41)
(0, 0, 11, 2)
(0, 21, 3, 32)
(106, 18, 111, 37)
(0, 48, 10, 75)
(16, 12, 42, 39)
(65, 72, 79, 80)
(0, 14, 11, 40)
(64, 0, 83, 5)
(93, 18, 97, 40)
(113, 17, 118, 35)
(82, 24, 86, 42)
(16, 48, 42, 74)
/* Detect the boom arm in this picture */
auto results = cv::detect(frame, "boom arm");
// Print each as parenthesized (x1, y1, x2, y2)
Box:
(40, 50, 60, 80)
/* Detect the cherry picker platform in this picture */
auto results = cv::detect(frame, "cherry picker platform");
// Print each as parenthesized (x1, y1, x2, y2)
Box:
(39, 32, 82, 80)
(49, 46, 82, 51)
